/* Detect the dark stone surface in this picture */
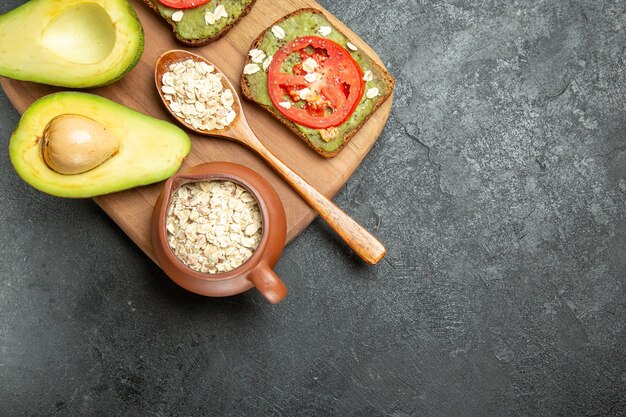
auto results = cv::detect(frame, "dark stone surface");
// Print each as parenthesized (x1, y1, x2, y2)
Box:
(1, 0, 624, 415)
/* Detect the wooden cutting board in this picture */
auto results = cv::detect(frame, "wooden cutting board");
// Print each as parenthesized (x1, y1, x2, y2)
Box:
(0, 0, 392, 262)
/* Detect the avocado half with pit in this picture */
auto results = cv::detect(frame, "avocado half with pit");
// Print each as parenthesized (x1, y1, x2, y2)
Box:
(10, 92, 191, 198)
(0, 0, 144, 88)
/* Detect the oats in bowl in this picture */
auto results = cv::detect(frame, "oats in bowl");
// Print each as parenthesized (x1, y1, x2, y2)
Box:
(166, 180, 263, 274)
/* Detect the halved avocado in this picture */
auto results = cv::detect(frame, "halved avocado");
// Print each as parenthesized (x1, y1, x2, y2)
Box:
(10, 92, 191, 198)
(0, 0, 144, 87)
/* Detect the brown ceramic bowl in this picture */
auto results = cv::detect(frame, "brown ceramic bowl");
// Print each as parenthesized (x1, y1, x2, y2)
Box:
(151, 162, 287, 304)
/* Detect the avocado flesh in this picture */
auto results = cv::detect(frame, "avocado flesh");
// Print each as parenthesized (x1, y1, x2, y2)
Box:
(0, 0, 144, 88)
(244, 12, 389, 153)
(10, 92, 191, 198)
(149, 0, 253, 41)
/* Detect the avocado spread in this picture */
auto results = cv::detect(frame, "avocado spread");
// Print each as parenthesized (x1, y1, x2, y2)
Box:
(244, 11, 389, 153)
(149, 0, 253, 41)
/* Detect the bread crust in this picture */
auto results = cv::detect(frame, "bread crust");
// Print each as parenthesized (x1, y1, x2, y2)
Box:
(240, 8, 395, 158)
(139, 0, 258, 46)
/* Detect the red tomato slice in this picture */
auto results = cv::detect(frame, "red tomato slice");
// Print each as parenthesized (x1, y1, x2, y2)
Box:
(267, 36, 364, 129)
(158, 0, 211, 9)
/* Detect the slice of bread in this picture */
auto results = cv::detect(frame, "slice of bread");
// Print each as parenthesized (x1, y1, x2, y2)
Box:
(240, 8, 395, 158)
(140, 0, 257, 46)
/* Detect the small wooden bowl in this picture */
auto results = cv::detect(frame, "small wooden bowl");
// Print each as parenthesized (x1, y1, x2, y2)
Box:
(151, 162, 287, 304)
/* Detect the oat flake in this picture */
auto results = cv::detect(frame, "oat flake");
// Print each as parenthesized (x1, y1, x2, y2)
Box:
(171, 10, 184, 22)
(272, 25, 286, 39)
(366, 87, 380, 99)
(249, 49, 266, 64)
(243, 63, 261, 75)
(318, 26, 332, 36)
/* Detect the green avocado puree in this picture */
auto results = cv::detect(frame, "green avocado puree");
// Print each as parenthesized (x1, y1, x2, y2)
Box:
(244, 12, 389, 153)
(150, 0, 252, 40)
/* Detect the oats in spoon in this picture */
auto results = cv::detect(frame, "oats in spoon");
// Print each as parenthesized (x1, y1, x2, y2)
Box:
(161, 59, 236, 131)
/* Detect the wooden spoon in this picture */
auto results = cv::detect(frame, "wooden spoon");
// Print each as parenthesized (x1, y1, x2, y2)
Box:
(155, 50, 386, 265)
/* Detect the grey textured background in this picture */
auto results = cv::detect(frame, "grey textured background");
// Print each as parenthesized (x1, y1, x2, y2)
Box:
(1, 0, 625, 416)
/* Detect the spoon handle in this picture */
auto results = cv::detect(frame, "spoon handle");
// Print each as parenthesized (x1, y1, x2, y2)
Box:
(238, 127, 386, 265)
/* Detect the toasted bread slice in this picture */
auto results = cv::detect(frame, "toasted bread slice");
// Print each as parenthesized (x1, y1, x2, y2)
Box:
(240, 8, 395, 158)
(140, 0, 257, 46)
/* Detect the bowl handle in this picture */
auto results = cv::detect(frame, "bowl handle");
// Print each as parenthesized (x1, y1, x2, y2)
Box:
(248, 263, 287, 304)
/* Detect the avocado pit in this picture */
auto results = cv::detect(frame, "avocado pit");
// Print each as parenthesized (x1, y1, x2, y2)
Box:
(42, 114, 120, 175)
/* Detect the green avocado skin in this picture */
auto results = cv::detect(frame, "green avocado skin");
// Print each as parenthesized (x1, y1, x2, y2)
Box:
(9, 92, 191, 198)
(95, 0, 144, 88)
(0, 0, 144, 88)
(244, 12, 389, 154)
(150, 0, 253, 40)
